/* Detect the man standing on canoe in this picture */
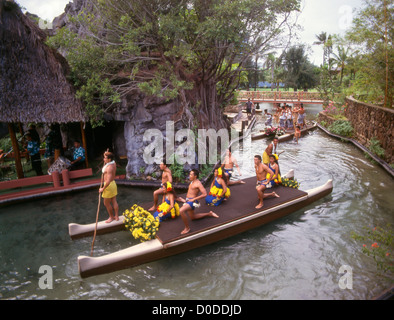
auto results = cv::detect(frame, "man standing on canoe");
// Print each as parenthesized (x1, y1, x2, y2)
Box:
(254, 155, 279, 209)
(99, 151, 119, 223)
(149, 161, 172, 212)
(178, 169, 218, 235)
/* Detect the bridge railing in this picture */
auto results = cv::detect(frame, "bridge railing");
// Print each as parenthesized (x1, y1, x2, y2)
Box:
(237, 90, 323, 102)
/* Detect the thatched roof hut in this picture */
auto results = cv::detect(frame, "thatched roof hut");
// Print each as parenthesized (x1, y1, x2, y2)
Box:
(0, 0, 86, 124)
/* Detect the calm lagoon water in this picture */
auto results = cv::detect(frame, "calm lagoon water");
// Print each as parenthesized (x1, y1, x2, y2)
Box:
(1, 104, 393, 300)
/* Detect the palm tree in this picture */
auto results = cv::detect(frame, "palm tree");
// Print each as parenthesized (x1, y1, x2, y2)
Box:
(331, 46, 352, 85)
(314, 32, 333, 66)
(265, 53, 277, 91)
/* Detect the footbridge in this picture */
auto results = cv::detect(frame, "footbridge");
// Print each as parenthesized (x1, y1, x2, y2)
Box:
(238, 90, 324, 105)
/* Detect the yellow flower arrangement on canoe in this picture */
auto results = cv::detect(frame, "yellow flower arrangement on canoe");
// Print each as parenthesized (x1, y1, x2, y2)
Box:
(123, 204, 160, 242)
(281, 177, 300, 189)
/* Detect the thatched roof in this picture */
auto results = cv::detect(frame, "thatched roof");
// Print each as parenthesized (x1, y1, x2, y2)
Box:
(0, 0, 86, 123)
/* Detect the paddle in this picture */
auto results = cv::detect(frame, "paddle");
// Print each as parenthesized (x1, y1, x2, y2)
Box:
(90, 172, 104, 256)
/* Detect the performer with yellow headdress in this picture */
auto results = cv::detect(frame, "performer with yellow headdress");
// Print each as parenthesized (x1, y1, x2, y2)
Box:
(266, 154, 282, 186)
(153, 182, 180, 222)
(205, 167, 230, 206)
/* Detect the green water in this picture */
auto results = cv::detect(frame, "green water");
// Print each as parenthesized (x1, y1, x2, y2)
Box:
(1, 105, 393, 300)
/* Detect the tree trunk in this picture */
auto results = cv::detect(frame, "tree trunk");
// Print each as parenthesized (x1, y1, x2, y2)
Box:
(185, 80, 228, 131)
(8, 123, 24, 179)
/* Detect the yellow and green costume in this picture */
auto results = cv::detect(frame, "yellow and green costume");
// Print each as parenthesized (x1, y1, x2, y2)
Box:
(153, 182, 180, 222)
(205, 169, 230, 206)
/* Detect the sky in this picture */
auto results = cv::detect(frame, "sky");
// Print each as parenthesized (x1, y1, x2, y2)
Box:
(16, 0, 365, 66)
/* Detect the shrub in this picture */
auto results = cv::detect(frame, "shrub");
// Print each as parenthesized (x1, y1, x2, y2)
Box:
(368, 137, 385, 158)
(351, 224, 393, 274)
(328, 120, 354, 137)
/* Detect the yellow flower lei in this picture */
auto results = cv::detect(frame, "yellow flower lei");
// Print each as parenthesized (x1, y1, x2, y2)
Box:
(123, 204, 160, 242)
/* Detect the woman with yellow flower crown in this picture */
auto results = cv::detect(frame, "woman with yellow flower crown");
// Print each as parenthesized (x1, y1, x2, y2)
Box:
(153, 182, 180, 222)
(267, 154, 282, 187)
(205, 167, 230, 206)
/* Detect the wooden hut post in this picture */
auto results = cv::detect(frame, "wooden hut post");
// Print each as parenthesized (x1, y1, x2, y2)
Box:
(80, 122, 89, 168)
(8, 123, 24, 179)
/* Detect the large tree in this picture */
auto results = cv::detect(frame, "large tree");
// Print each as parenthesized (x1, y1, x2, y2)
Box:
(282, 45, 319, 91)
(49, 0, 300, 128)
(345, 0, 393, 108)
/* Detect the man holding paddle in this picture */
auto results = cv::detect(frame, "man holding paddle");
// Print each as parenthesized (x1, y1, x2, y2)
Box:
(99, 151, 119, 223)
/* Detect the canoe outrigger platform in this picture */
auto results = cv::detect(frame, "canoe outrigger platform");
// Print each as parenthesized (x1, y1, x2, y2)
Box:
(71, 170, 333, 278)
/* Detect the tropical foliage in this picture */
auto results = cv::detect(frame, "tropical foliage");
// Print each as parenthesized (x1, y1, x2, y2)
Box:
(351, 225, 393, 274)
(282, 45, 319, 91)
(317, 1, 393, 108)
(48, 0, 301, 128)
(327, 120, 354, 137)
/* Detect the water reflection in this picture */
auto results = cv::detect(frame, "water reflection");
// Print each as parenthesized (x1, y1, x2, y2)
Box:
(1, 105, 393, 300)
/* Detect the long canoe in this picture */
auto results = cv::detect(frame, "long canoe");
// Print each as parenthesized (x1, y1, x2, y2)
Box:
(73, 171, 333, 278)
(251, 121, 317, 141)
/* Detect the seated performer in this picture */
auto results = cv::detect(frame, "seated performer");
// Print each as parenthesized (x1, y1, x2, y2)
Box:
(149, 161, 172, 212)
(267, 154, 282, 187)
(153, 182, 180, 222)
(205, 168, 230, 206)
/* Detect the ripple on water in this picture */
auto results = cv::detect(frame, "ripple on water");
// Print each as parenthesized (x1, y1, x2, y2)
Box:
(0, 118, 394, 299)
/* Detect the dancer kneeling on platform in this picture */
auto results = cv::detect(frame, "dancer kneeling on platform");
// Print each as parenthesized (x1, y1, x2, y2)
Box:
(153, 182, 180, 222)
(254, 155, 280, 209)
(205, 167, 230, 206)
(178, 169, 218, 235)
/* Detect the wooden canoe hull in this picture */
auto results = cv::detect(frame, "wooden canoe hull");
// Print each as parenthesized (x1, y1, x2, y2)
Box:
(69, 169, 295, 240)
(77, 178, 332, 278)
(251, 122, 317, 141)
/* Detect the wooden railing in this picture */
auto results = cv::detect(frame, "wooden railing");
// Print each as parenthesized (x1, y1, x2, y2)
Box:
(238, 90, 323, 103)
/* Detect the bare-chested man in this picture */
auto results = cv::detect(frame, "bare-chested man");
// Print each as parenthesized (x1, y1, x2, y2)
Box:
(99, 151, 119, 223)
(178, 169, 218, 235)
(149, 161, 173, 212)
(221, 149, 245, 185)
(254, 155, 279, 209)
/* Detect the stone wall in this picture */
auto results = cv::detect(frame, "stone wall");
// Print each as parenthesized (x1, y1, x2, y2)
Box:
(111, 93, 186, 178)
(317, 112, 337, 128)
(344, 97, 394, 164)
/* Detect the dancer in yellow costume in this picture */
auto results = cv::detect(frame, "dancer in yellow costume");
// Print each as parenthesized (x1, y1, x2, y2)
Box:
(266, 154, 282, 186)
(99, 151, 119, 223)
(205, 167, 230, 206)
(153, 182, 180, 222)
